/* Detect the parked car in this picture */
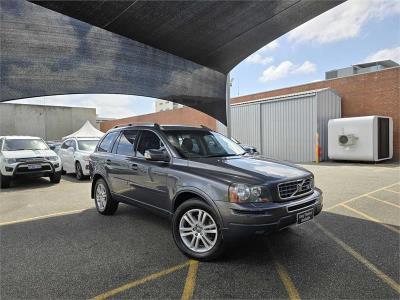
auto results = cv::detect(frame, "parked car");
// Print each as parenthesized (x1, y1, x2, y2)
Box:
(47, 141, 62, 154)
(59, 137, 100, 180)
(90, 124, 322, 260)
(0, 136, 62, 188)
(231, 137, 258, 155)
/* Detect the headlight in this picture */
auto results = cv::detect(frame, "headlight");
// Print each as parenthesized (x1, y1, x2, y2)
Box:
(229, 183, 268, 203)
(4, 158, 16, 164)
(47, 156, 59, 161)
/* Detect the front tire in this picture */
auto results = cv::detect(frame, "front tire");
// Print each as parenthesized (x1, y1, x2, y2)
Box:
(49, 171, 61, 183)
(172, 199, 224, 261)
(94, 178, 118, 215)
(0, 173, 11, 189)
(75, 162, 84, 180)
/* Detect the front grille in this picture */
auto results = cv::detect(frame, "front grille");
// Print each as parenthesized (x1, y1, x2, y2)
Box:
(278, 177, 313, 200)
(16, 157, 45, 163)
(16, 164, 51, 173)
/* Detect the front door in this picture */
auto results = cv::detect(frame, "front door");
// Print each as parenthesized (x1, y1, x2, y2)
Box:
(131, 130, 170, 212)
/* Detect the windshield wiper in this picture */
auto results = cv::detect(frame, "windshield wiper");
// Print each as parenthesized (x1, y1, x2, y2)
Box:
(205, 154, 239, 158)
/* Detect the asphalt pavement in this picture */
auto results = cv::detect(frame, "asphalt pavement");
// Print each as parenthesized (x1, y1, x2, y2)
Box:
(1, 163, 399, 299)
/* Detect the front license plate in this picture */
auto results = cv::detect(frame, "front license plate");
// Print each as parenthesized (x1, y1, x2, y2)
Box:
(27, 164, 41, 170)
(297, 208, 314, 224)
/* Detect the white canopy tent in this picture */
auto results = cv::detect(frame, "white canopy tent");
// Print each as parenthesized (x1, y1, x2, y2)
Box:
(62, 121, 104, 140)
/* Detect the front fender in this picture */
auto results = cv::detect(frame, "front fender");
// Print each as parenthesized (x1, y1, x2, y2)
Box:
(173, 186, 225, 229)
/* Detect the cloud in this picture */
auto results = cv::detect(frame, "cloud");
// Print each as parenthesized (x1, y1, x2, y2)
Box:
(259, 40, 279, 52)
(365, 46, 400, 63)
(244, 40, 279, 65)
(292, 61, 317, 74)
(287, 0, 400, 44)
(259, 60, 317, 82)
(9, 94, 156, 118)
(245, 53, 274, 65)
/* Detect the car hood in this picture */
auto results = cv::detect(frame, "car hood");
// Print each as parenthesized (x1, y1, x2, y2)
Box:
(187, 155, 311, 184)
(76, 150, 93, 156)
(2, 149, 57, 159)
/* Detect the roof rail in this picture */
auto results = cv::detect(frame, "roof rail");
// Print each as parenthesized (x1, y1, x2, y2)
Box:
(113, 122, 160, 129)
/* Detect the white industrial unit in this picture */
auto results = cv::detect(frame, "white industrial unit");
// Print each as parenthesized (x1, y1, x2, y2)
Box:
(328, 116, 393, 161)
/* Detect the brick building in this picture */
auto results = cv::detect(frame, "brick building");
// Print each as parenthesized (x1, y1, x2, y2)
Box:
(101, 66, 399, 160)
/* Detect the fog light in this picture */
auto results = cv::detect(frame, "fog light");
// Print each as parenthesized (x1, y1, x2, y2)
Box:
(53, 163, 59, 168)
(5, 166, 13, 172)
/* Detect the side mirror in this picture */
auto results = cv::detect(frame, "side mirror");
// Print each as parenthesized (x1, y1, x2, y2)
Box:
(68, 146, 74, 152)
(144, 149, 170, 162)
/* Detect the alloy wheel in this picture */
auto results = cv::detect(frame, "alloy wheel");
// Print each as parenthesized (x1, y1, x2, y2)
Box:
(95, 183, 107, 211)
(179, 208, 218, 253)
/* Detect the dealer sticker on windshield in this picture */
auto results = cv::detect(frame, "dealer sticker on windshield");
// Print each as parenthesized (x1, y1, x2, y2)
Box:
(297, 208, 314, 224)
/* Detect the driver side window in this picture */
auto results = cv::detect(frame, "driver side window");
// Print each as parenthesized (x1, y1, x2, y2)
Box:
(61, 140, 70, 149)
(136, 131, 165, 158)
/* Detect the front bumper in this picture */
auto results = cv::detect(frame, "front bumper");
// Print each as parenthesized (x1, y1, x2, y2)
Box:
(215, 189, 323, 239)
(1, 160, 62, 177)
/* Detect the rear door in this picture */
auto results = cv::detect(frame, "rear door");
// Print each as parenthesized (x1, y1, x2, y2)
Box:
(130, 130, 170, 212)
(108, 130, 139, 199)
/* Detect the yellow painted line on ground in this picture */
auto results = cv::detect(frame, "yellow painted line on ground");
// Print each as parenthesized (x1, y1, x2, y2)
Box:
(0, 209, 86, 226)
(268, 243, 301, 300)
(325, 182, 400, 211)
(340, 204, 400, 234)
(181, 260, 199, 300)
(92, 261, 190, 300)
(367, 195, 400, 209)
(315, 222, 400, 294)
(385, 189, 400, 194)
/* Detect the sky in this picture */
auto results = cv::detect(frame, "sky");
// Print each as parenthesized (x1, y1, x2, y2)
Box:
(8, 0, 400, 118)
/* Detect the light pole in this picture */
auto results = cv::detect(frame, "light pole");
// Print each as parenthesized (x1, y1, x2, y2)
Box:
(226, 74, 233, 138)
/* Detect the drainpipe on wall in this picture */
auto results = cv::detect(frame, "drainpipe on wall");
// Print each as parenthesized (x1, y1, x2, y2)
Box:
(226, 73, 232, 138)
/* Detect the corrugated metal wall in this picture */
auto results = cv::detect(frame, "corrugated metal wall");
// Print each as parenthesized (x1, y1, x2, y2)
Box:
(227, 89, 341, 162)
(231, 104, 261, 151)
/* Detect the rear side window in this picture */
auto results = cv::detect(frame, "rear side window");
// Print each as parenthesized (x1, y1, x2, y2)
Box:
(98, 132, 118, 153)
(116, 130, 138, 156)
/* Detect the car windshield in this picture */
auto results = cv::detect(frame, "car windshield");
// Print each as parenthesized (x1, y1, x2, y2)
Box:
(77, 140, 99, 151)
(165, 130, 246, 158)
(3, 139, 49, 151)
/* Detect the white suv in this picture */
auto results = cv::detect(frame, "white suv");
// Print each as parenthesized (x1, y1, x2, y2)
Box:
(58, 137, 100, 180)
(0, 136, 62, 188)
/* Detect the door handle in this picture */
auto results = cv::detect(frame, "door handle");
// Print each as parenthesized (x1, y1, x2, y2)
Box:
(131, 163, 138, 170)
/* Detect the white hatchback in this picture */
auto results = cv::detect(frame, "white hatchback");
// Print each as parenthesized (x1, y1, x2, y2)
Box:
(59, 137, 100, 180)
(0, 136, 62, 188)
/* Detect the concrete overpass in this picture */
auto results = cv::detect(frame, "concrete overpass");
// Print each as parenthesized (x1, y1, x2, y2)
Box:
(1, 0, 344, 124)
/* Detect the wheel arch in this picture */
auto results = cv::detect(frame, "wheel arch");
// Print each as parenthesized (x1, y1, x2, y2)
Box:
(91, 173, 105, 199)
(172, 188, 223, 225)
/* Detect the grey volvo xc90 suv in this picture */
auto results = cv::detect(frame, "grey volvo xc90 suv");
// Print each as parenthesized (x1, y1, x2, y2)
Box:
(90, 124, 322, 260)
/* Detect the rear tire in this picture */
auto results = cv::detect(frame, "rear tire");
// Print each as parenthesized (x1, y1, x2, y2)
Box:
(172, 198, 225, 261)
(0, 173, 11, 189)
(49, 171, 62, 184)
(94, 178, 118, 215)
(75, 162, 84, 180)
